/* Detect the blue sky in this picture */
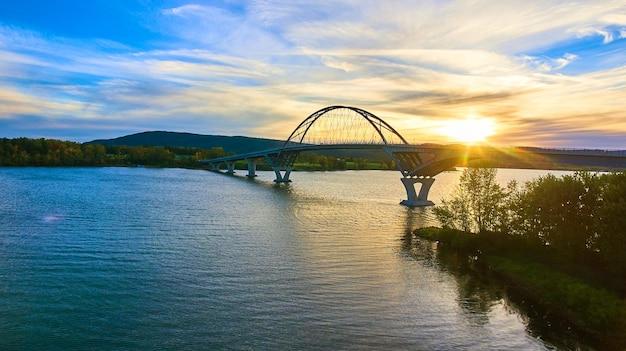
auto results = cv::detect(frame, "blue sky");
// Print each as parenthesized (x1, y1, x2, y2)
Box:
(0, 0, 625, 147)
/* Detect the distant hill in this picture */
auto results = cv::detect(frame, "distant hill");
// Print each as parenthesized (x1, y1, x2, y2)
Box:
(87, 131, 286, 154)
(87, 130, 394, 161)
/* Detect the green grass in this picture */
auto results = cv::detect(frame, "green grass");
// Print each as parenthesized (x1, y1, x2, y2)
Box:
(485, 256, 626, 336)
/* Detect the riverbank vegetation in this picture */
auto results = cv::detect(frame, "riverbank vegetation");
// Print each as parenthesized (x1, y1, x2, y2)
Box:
(414, 168, 626, 346)
(0, 137, 394, 171)
(0, 138, 227, 167)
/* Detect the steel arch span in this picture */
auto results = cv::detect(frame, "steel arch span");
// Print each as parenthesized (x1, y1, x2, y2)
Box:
(202, 105, 626, 207)
(282, 106, 408, 147)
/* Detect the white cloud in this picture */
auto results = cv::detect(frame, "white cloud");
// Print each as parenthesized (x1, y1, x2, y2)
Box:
(601, 13, 626, 25)
(1, 1, 626, 146)
(248, 0, 626, 52)
(0, 86, 89, 117)
(577, 27, 616, 43)
(522, 53, 578, 72)
(159, 4, 287, 55)
(161, 4, 210, 17)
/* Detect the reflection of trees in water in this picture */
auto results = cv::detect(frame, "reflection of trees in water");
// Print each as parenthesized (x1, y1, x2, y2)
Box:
(399, 227, 593, 351)
(402, 232, 502, 323)
(452, 268, 502, 326)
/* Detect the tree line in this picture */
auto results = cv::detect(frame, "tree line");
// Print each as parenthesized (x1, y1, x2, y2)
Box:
(434, 168, 626, 293)
(0, 138, 227, 167)
(0, 137, 394, 171)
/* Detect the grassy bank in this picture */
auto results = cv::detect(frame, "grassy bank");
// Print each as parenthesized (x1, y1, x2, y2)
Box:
(415, 226, 626, 347)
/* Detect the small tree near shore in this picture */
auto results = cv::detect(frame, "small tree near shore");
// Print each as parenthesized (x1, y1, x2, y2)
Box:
(434, 168, 511, 233)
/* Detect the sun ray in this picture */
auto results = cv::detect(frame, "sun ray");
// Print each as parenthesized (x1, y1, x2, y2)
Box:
(438, 115, 496, 144)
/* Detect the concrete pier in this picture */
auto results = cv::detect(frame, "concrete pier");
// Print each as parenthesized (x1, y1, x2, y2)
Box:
(273, 167, 292, 183)
(400, 177, 435, 207)
(246, 159, 257, 178)
(226, 161, 235, 175)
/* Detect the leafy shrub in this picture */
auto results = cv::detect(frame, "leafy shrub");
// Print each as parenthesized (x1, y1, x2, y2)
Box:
(433, 168, 512, 233)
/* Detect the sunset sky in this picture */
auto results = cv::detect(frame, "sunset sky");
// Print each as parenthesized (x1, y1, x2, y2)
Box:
(0, 0, 625, 148)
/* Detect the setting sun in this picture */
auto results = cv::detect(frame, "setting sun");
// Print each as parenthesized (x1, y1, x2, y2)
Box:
(438, 116, 496, 144)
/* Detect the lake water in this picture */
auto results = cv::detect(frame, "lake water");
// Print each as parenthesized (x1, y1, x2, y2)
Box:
(0, 167, 588, 350)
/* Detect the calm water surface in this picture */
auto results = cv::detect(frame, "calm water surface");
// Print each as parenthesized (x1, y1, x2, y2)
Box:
(0, 167, 585, 350)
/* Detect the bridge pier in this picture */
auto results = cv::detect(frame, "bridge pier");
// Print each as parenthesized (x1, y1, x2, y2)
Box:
(273, 167, 292, 183)
(246, 159, 257, 178)
(400, 177, 435, 207)
(226, 161, 235, 175)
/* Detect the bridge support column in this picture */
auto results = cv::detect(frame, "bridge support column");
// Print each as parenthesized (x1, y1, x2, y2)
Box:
(400, 177, 435, 207)
(226, 162, 235, 175)
(246, 159, 257, 178)
(273, 167, 292, 183)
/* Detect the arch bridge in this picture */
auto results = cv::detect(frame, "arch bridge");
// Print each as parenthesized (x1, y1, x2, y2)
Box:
(203, 106, 626, 206)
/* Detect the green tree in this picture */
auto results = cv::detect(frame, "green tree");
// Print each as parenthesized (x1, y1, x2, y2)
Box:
(510, 172, 602, 256)
(596, 172, 626, 278)
(434, 168, 511, 233)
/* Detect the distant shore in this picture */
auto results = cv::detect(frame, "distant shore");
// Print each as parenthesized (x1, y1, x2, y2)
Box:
(0, 137, 394, 171)
(0, 163, 396, 172)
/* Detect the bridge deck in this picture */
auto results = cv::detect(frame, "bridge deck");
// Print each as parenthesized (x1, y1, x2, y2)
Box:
(200, 143, 406, 163)
(201, 143, 626, 171)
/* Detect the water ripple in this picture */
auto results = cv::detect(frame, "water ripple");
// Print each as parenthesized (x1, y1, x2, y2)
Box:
(0, 168, 579, 350)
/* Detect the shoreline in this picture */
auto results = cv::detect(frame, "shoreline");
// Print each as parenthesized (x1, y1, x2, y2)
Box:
(413, 226, 626, 350)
